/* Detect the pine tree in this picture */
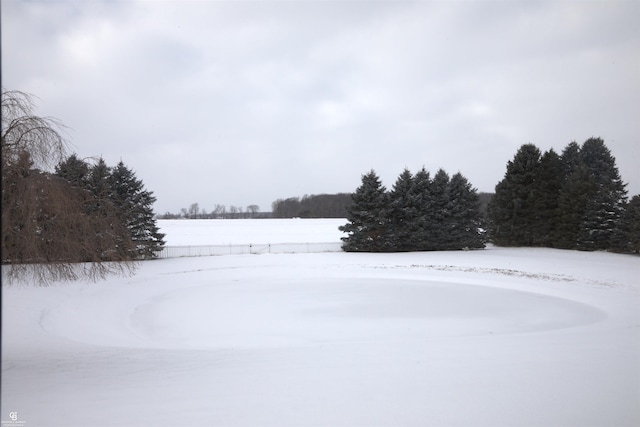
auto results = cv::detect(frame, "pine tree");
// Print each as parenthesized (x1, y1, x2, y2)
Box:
(531, 149, 562, 246)
(86, 158, 114, 213)
(618, 195, 640, 253)
(411, 168, 432, 251)
(55, 154, 89, 189)
(488, 144, 541, 246)
(446, 172, 486, 249)
(340, 170, 389, 252)
(553, 143, 590, 249)
(428, 169, 451, 250)
(109, 161, 165, 259)
(55, 156, 133, 262)
(560, 141, 581, 178)
(387, 168, 418, 251)
(576, 138, 627, 250)
(554, 164, 597, 249)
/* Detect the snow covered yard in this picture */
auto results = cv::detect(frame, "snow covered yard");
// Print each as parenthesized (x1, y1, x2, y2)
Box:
(2, 220, 639, 427)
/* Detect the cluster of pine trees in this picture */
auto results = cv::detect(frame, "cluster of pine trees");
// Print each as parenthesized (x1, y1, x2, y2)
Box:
(340, 168, 485, 252)
(55, 154, 166, 259)
(2, 90, 166, 283)
(487, 138, 639, 252)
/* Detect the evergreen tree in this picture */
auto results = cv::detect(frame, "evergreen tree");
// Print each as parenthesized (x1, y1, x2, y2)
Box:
(618, 195, 640, 253)
(341, 167, 486, 252)
(109, 161, 165, 259)
(429, 169, 451, 250)
(560, 141, 581, 178)
(554, 164, 597, 249)
(340, 170, 389, 252)
(576, 138, 627, 250)
(487, 144, 541, 246)
(387, 168, 418, 251)
(552, 143, 589, 248)
(410, 168, 432, 251)
(54, 154, 89, 189)
(531, 149, 562, 246)
(87, 158, 136, 261)
(55, 156, 130, 262)
(86, 158, 114, 214)
(446, 172, 486, 249)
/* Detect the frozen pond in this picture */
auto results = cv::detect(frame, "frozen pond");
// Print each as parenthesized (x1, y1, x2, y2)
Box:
(2, 220, 639, 426)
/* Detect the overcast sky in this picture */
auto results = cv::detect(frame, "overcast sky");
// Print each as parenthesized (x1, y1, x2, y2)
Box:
(3, 0, 639, 214)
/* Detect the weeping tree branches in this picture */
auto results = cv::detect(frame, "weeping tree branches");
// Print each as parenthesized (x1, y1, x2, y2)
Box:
(1, 89, 136, 285)
(1, 90, 68, 170)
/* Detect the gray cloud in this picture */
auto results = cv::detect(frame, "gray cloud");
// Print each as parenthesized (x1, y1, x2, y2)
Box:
(4, 0, 639, 214)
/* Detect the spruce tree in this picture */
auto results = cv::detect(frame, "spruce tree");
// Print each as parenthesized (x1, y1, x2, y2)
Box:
(411, 168, 432, 251)
(560, 141, 581, 178)
(387, 169, 418, 251)
(429, 169, 451, 250)
(576, 138, 627, 250)
(55, 156, 126, 261)
(447, 172, 486, 249)
(553, 143, 588, 248)
(531, 149, 562, 246)
(619, 195, 640, 253)
(488, 144, 541, 246)
(87, 158, 134, 261)
(55, 154, 90, 189)
(340, 170, 389, 252)
(109, 161, 165, 259)
(86, 158, 113, 211)
(554, 164, 597, 249)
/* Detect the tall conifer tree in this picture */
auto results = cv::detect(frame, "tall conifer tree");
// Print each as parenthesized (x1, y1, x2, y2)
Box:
(387, 168, 418, 251)
(429, 169, 451, 250)
(109, 161, 165, 259)
(411, 168, 432, 251)
(447, 172, 486, 249)
(488, 144, 541, 246)
(340, 170, 389, 252)
(619, 195, 640, 253)
(560, 141, 581, 178)
(554, 164, 597, 249)
(531, 149, 562, 246)
(576, 138, 627, 250)
(54, 153, 89, 189)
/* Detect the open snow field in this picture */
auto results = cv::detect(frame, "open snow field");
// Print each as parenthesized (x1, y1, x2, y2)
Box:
(2, 219, 639, 426)
(159, 218, 347, 246)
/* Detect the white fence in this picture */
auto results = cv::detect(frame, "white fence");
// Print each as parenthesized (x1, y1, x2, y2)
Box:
(158, 242, 343, 258)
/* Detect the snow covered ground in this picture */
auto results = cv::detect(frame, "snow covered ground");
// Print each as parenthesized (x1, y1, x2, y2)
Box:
(2, 219, 639, 427)
(158, 218, 347, 246)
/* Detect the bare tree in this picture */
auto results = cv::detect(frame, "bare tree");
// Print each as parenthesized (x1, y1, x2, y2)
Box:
(1, 89, 135, 285)
(247, 204, 259, 218)
(210, 204, 224, 219)
(188, 202, 200, 219)
(228, 205, 241, 219)
(1, 90, 67, 171)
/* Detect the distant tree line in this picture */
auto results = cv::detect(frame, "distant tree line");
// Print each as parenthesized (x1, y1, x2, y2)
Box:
(271, 193, 353, 218)
(340, 168, 485, 252)
(157, 203, 266, 219)
(159, 193, 354, 219)
(487, 138, 639, 252)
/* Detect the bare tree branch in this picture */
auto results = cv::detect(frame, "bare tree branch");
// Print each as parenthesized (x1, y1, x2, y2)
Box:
(2, 89, 136, 285)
